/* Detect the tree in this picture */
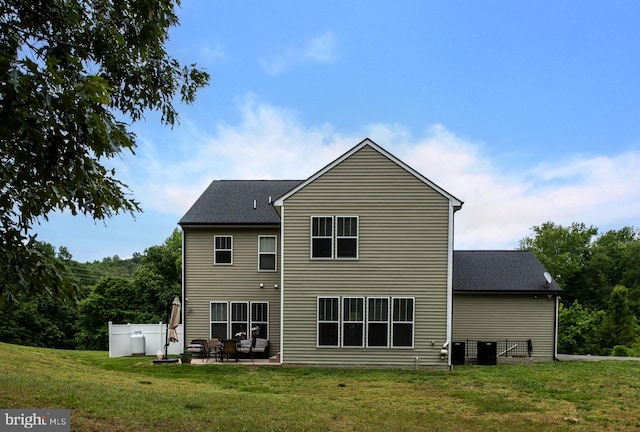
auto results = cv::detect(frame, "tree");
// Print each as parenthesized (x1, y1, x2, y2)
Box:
(519, 222, 598, 306)
(76, 230, 182, 350)
(0, 0, 209, 303)
(598, 285, 638, 352)
(557, 300, 604, 355)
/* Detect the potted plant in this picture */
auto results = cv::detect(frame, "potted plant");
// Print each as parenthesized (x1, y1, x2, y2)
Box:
(180, 349, 192, 364)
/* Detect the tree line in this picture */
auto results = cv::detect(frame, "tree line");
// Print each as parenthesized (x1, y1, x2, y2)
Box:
(520, 222, 640, 356)
(0, 229, 181, 350)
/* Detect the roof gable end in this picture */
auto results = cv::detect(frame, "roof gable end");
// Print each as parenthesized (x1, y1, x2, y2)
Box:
(273, 138, 463, 208)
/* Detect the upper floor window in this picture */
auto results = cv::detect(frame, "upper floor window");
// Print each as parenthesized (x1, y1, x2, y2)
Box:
(311, 216, 333, 259)
(258, 236, 277, 271)
(336, 216, 358, 259)
(214, 236, 232, 265)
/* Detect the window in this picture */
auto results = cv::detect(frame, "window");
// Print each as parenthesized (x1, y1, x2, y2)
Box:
(392, 297, 414, 347)
(230, 301, 248, 338)
(210, 302, 228, 340)
(311, 217, 333, 259)
(317, 297, 339, 347)
(258, 236, 277, 271)
(251, 302, 269, 338)
(336, 216, 358, 259)
(214, 236, 232, 265)
(367, 298, 389, 347)
(342, 297, 364, 347)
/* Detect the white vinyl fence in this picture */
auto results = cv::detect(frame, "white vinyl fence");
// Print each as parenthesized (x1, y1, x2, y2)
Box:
(108, 322, 183, 358)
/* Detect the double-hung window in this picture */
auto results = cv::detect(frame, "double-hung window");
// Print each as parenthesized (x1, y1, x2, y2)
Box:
(230, 301, 248, 339)
(258, 236, 277, 271)
(210, 302, 228, 340)
(392, 297, 414, 347)
(214, 236, 232, 265)
(250, 302, 269, 338)
(367, 297, 389, 347)
(311, 217, 333, 259)
(342, 297, 364, 347)
(317, 297, 339, 347)
(336, 216, 358, 259)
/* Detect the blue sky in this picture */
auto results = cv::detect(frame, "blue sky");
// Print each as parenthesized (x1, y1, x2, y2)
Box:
(36, 1, 640, 262)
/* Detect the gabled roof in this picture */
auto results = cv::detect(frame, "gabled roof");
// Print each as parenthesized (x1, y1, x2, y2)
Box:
(453, 250, 562, 293)
(273, 138, 463, 209)
(179, 180, 303, 225)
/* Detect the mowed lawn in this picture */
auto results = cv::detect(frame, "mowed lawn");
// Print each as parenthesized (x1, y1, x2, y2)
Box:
(1, 343, 639, 431)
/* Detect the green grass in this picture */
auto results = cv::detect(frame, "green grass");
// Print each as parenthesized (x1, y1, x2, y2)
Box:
(1, 343, 640, 431)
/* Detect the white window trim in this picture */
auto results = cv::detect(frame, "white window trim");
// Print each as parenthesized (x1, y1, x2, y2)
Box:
(210, 301, 228, 339)
(317, 296, 340, 348)
(257, 235, 277, 272)
(310, 216, 334, 260)
(336, 215, 359, 260)
(250, 301, 269, 339)
(214, 235, 233, 265)
(391, 297, 415, 349)
(341, 296, 365, 348)
(366, 297, 390, 348)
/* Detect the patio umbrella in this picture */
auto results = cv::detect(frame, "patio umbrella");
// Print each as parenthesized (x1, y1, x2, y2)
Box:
(163, 296, 181, 359)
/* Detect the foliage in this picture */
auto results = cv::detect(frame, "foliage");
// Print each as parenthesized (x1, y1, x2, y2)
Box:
(522, 223, 640, 354)
(4, 343, 640, 431)
(0, 0, 209, 303)
(611, 345, 630, 357)
(519, 221, 598, 305)
(0, 291, 78, 349)
(76, 230, 182, 350)
(598, 285, 638, 352)
(557, 301, 604, 355)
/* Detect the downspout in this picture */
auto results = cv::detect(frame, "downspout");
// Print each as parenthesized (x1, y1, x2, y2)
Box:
(554, 295, 559, 361)
(181, 226, 186, 351)
(445, 202, 455, 369)
(279, 206, 285, 365)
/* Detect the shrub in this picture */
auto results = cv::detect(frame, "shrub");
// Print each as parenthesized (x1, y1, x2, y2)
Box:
(611, 345, 630, 357)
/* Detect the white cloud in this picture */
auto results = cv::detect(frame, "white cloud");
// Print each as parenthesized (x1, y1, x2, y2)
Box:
(127, 97, 640, 250)
(200, 43, 226, 63)
(259, 31, 338, 75)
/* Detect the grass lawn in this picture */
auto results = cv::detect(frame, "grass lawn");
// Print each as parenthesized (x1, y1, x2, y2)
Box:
(1, 342, 639, 431)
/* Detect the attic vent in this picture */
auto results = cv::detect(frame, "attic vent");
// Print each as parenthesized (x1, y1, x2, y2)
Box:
(253, 199, 257, 209)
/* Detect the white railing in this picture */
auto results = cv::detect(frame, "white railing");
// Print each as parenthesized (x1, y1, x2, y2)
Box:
(108, 322, 183, 357)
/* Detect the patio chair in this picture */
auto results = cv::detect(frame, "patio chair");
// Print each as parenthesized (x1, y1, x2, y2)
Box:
(220, 339, 239, 362)
(186, 339, 210, 360)
(209, 338, 221, 361)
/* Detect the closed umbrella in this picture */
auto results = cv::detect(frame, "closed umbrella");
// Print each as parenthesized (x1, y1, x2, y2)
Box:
(159, 296, 181, 361)
(168, 296, 181, 343)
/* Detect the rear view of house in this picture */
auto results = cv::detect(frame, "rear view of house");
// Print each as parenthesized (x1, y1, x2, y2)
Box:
(179, 138, 560, 368)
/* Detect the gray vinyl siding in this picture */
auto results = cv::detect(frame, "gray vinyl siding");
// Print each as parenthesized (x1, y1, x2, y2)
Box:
(183, 226, 281, 354)
(281, 145, 452, 368)
(452, 293, 556, 360)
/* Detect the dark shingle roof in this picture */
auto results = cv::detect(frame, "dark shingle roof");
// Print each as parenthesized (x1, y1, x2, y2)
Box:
(179, 180, 303, 225)
(453, 250, 562, 293)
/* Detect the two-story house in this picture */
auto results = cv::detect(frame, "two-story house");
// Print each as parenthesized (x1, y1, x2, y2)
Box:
(179, 138, 561, 368)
